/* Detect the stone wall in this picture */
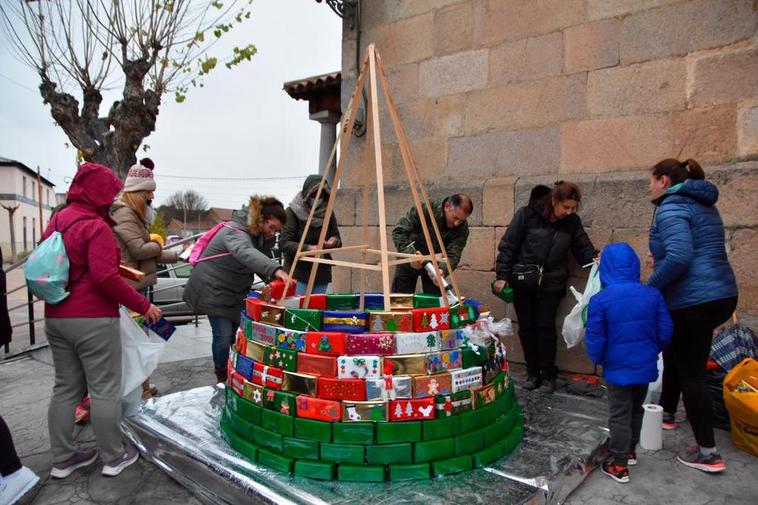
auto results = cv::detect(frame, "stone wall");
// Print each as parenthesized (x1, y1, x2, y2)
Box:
(336, 0, 758, 373)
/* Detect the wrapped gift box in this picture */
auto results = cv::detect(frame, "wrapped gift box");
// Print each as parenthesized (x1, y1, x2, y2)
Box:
(361, 293, 386, 310)
(235, 329, 248, 356)
(389, 398, 435, 421)
(394, 331, 440, 354)
(472, 383, 497, 409)
(301, 293, 327, 310)
(281, 370, 318, 396)
(367, 311, 414, 333)
(259, 279, 296, 302)
(244, 339, 266, 362)
(263, 388, 297, 416)
(461, 344, 491, 369)
(305, 331, 347, 356)
(322, 310, 368, 334)
(251, 361, 284, 390)
(317, 377, 366, 401)
(438, 328, 465, 350)
(342, 400, 388, 422)
(326, 293, 356, 310)
(296, 395, 341, 422)
(413, 373, 453, 398)
(337, 355, 382, 379)
(229, 348, 238, 370)
(242, 379, 263, 405)
(264, 346, 298, 372)
(235, 354, 255, 380)
(246, 298, 284, 325)
(390, 294, 414, 310)
(492, 371, 508, 396)
(365, 376, 413, 401)
(450, 367, 483, 393)
(434, 390, 473, 417)
(411, 307, 450, 332)
(425, 350, 462, 374)
(251, 321, 278, 345)
(279, 296, 303, 308)
(345, 333, 396, 355)
(283, 308, 323, 331)
(413, 293, 442, 308)
(449, 303, 479, 329)
(297, 352, 337, 377)
(230, 371, 246, 397)
(274, 328, 307, 351)
(383, 354, 428, 376)
(240, 311, 253, 339)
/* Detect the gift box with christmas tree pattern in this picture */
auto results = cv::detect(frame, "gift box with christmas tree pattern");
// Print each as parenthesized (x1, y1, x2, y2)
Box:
(367, 311, 414, 333)
(305, 331, 347, 356)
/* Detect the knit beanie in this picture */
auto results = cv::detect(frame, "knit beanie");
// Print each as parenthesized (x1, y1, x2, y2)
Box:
(124, 158, 156, 192)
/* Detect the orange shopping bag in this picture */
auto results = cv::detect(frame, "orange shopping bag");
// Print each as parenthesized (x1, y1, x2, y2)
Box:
(723, 358, 758, 456)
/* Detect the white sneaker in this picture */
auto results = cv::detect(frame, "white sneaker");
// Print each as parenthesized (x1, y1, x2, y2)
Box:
(0, 466, 40, 505)
(101, 444, 139, 477)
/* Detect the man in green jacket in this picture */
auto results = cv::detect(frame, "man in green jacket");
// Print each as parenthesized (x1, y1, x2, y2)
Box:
(391, 194, 472, 294)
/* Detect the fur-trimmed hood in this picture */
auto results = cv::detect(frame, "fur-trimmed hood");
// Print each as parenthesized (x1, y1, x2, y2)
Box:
(232, 195, 274, 236)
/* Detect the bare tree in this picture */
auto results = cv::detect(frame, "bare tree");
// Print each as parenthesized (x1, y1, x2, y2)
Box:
(165, 189, 208, 224)
(1, 204, 19, 263)
(0, 1, 256, 179)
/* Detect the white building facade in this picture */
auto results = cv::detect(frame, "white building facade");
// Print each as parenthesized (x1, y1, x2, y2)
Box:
(0, 157, 55, 262)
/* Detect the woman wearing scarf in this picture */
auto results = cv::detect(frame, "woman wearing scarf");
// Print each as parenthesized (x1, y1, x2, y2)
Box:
(280, 175, 341, 295)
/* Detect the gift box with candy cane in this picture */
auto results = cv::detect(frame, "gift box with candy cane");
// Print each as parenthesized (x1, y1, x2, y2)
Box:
(337, 355, 382, 379)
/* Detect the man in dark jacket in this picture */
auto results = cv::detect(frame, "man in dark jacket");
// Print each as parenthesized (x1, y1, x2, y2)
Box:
(391, 194, 472, 294)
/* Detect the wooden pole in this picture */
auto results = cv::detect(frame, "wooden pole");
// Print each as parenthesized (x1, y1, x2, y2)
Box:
(36, 167, 44, 241)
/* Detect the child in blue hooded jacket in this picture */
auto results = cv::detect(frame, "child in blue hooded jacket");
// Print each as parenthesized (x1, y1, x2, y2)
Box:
(585, 243, 673, 483)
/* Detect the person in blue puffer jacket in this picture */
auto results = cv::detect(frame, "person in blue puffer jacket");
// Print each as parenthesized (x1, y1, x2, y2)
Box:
(585, 243, 673, 483)
(647, 158, 738, 474)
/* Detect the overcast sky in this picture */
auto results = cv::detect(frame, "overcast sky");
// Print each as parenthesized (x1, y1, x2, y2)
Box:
(0, 1, 342, 210)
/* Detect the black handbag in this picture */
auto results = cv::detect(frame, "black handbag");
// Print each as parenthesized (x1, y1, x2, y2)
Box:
(510, 224, 557, 293)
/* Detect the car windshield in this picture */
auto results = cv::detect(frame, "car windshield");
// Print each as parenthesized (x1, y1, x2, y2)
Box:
(174, 263, 193, 278)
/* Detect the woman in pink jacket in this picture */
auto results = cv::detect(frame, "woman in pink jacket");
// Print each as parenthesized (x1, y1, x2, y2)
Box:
(42, 163, 161, 479)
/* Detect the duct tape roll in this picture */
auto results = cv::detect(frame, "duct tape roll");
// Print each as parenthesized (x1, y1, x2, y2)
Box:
(640, 404, 663, 450)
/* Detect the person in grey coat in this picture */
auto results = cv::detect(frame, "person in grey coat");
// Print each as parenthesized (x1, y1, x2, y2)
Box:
(183, 195, 290, 382)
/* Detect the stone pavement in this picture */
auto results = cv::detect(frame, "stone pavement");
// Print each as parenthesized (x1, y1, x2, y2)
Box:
(1, 321, 756, 505)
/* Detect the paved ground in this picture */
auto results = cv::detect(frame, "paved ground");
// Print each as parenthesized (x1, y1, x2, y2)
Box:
(1, 319, 756, 505)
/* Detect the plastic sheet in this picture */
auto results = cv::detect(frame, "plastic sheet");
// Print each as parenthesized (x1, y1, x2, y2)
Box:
(123, 384, 608, 505)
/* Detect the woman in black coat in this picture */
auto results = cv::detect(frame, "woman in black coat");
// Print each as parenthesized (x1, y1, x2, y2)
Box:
(494, 182, 598, 393)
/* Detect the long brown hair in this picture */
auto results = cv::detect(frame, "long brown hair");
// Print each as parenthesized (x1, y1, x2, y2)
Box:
(119, 191, 149, 223)
(552, 181, 582, 203)
(651, 158, 705, 184)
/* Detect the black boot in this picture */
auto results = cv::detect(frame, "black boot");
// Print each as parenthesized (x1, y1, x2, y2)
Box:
(540, 377, 556, 394)
(215, 368, 228, 384)
(523, 375, 542, 391)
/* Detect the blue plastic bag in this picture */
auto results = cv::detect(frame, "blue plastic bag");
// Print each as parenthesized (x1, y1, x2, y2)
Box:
(23, 230, 71, 304)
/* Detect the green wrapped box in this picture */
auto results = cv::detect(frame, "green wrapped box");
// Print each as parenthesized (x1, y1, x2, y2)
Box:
(227, 388, 262, 425)
(320, 443, 365, 464)
(388, 463, 430, 481)
(422, 415, 460, 440)
(337, 464, 385, 482)
(228, 408, 255, 440)
(332, 422, 375, 445)
(294, 417, 331, 443)
(282, 436, 320, 460)
(376, 421, 422, 444)
(257, 448, 293, 474)
(260, 388, 297, 416)
(227, 425, 258, 461)
(414, 438, 454, 463)
(459, 401, 495, 433)
(251, 425, 283, 453)
(261, 408, 294, 437)
(264, 346, 298, 372)
(326, 294, 356, 310)
(413, 293, 441, 308)
(503, 419, 524, 455)
(366, 443, 413, 465)
(294, 460, 334, 480)
(431, 454, 473, 477)
(449, 304, 478, 329)
(454, 426, 486, 455)
(284, 308, 323, 331)
(462, 345, 490, 369)
(472, 441, 504, 468)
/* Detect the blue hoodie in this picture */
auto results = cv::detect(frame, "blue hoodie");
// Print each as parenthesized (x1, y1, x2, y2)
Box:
(585, 243, 673, 386)
(648, 179, 737, 310)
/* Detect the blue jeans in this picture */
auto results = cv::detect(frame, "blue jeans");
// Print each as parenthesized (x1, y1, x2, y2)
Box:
(296, 281, 329, 296)
(208, 316, 235, 370)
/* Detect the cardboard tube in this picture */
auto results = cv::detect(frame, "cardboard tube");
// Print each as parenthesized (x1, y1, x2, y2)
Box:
(640, 404, 663, 450)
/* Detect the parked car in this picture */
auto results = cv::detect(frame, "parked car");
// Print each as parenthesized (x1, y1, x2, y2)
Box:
(152, 262, 194, 317)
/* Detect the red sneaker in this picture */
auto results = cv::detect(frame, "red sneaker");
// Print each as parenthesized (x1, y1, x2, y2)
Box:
(601, 459, 630, 483)
(662, 412, 677, 430)
(676, 446, 726, 473)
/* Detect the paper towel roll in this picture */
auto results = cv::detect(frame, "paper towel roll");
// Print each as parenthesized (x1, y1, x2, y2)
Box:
(640, 404, 663, 450)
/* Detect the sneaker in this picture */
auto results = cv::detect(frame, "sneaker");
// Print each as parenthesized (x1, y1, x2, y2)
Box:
(540, 378, 556, 394)
(51, 449, 98, 479)
(523, 375, 541, 391)
(0, 466, 39, 505)
(676, 446, 726, 473)
(601, 459, 629, 483)
(628, 452, 637, 466)
(74, 395, 91, 424)
(662, 412, 677, 430)
(102, 444, 140, 477)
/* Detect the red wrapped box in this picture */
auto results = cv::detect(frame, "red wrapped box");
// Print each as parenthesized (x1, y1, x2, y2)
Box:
(297, 352, 337, 377)
(389, 397, 435, 421)
(317, 377, 367, 401)
(305, 331, 347, 356)
(246, 298, 285, 326)
(230, 371, 245, 397)
(260, 279, 296, 302)
(301, 293, 327, 310)
(251, 361, 284, 390)
(411, 307, 450, 332)
(296, 395, 341, 422)
(235, 329, 248, 356)
(345, 333, 396, 355)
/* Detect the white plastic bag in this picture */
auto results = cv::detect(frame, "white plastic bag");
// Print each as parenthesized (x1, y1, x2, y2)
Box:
(562, 262, 602, 348)
(120, 306, 165, 398)
(644, 353, 664, 404)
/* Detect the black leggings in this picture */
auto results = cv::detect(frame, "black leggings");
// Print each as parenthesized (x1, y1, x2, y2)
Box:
(0, 415, 22, 477)
(513, 289, 563, 379)
(659, 296, 737, 448)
